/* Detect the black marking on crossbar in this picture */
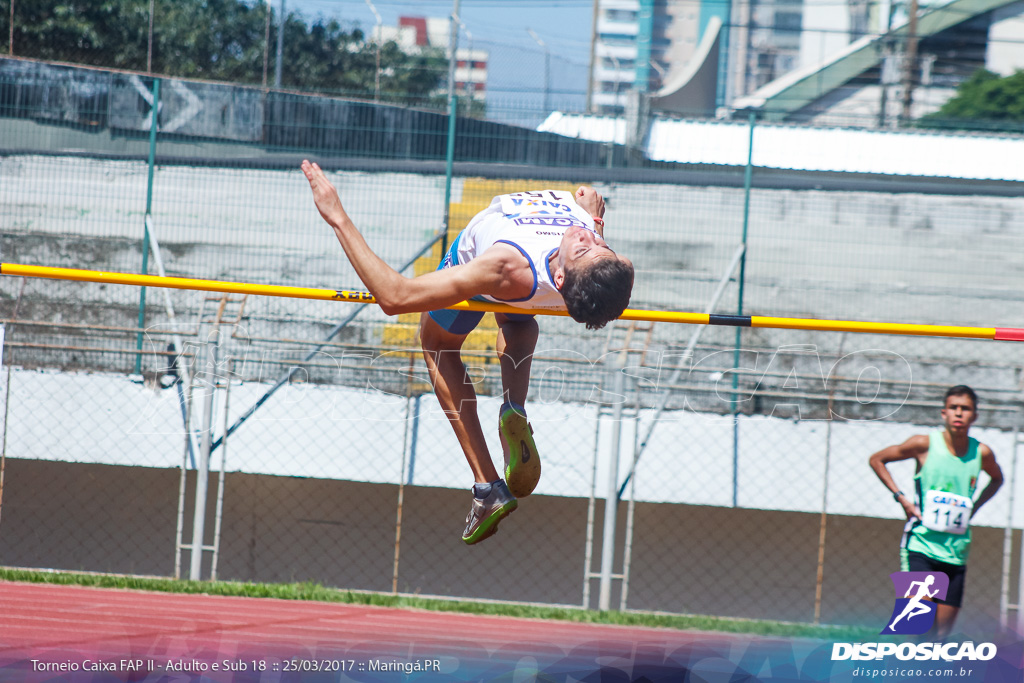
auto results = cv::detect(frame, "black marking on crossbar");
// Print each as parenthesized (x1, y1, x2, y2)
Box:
(708, 314, 752, 327)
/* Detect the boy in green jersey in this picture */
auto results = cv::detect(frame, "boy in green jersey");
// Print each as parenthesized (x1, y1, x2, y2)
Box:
(869, 385, 1003, 640)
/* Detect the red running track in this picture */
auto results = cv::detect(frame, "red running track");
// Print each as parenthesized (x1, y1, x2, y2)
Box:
(4, 581, 1020, 682)
(0, 580, 774, 682)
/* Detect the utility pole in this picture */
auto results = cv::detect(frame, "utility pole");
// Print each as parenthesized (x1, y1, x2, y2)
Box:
(365, 0, 382, 101)
(440, 0, 462, 255)
(147, 0, 155, 72)
(900, 0, 920, 124)
(527, 29, 551, 116)
(462, 26, 474, 115)
(274, 0, 285, 88)
(877, 0, 895, 128)
(586, 0, 599, 113)
(262, 0, 271, 88)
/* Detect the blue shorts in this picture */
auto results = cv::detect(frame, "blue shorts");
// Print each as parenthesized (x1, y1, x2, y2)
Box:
(428, 232, 534, 335)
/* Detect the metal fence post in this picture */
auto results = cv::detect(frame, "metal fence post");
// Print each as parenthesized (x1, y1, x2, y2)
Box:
(134, 77, 160, 375)
(731, 111, 755, 507)
(599, 355, 627, 610)
(190, 318, 221, 581)
(0, 323, 7, 529)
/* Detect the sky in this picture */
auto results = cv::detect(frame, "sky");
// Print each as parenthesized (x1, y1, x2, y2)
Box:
(289, 0, 594, 63)
(287, 0, 598, 125)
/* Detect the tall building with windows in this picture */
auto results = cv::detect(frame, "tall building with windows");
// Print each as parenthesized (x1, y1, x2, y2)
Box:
(590, 0, 888, 115)
(593, 1, 706, 114)
(592, 1, 641, 114)
(589, 0, 1024, 122)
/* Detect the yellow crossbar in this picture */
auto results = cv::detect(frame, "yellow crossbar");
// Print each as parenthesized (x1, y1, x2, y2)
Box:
(2, 263, 1019, 342)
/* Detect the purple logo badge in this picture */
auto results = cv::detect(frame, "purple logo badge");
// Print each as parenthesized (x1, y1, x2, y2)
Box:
(881, 571, 949, 635)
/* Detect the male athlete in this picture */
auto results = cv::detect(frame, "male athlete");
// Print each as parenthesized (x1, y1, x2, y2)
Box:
(869, 385, 1003, 639)
(302, 161, 634, 545)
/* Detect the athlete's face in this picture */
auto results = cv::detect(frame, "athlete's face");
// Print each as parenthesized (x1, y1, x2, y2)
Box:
(557, 224, 619, 272)
(941, 394, 977, 435)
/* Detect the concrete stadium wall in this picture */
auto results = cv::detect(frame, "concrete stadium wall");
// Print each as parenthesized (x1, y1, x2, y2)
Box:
(0, 458, 1014, 634)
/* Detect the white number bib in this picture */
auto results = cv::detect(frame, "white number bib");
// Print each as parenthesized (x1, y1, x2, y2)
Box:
(921, 490, 972, 535)
(499, 190, 575, 217)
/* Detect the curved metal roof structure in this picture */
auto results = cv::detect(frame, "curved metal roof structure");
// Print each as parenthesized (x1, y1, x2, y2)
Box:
(732, 0, 1021, 118)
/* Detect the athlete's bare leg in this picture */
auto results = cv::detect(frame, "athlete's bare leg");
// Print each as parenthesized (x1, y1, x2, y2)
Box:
(495, 313, 538, 407)
(419, 313, 498, 484)
(933, 604, 959, 641)
(494, 313, 538, 462)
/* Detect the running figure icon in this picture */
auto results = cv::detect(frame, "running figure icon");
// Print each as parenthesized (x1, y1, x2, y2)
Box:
(889, 574, 940, 631)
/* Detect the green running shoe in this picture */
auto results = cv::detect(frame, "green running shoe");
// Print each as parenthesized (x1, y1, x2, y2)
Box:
(500, 402, 541, 498)
(462, 480, 518, 545)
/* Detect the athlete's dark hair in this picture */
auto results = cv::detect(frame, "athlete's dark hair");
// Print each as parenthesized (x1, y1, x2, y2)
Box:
(944, 385, 978, 409)
(560, 258, 634, 330)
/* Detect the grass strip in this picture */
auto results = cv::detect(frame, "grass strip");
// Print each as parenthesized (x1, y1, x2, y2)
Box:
(0, 567, 876, 641)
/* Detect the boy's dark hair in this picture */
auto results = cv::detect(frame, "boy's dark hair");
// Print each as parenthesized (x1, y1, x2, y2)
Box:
(944, 385, 978, 410)
(560, 258, 634, 330)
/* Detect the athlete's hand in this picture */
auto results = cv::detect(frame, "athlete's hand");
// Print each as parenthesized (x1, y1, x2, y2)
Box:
(575, 186, 605, 219)
(900, 497, 921, 521)
(302, 160, 349, 228)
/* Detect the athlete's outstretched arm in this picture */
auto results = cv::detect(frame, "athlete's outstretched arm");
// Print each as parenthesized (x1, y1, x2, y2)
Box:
(302, 160, 515, 315)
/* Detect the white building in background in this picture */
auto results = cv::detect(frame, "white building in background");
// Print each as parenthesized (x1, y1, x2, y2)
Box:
(586, 0, 1024, 123)
(376, 16, 489, 105)
(987, 0, 1024, 75)
(738, 0, 805, 96)
(590, 0, 808, 114)
(732, 0, 1024, 125)
(592, 0, 642, 114)
(734, 0, 1024, 108)
(592, 0, 704, 115)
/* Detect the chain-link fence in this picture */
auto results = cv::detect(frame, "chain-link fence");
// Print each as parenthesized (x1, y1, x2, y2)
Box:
(3, 55, 1024, 636)
(0, 0, 591, 130)
(6, 0, 1023, 132)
